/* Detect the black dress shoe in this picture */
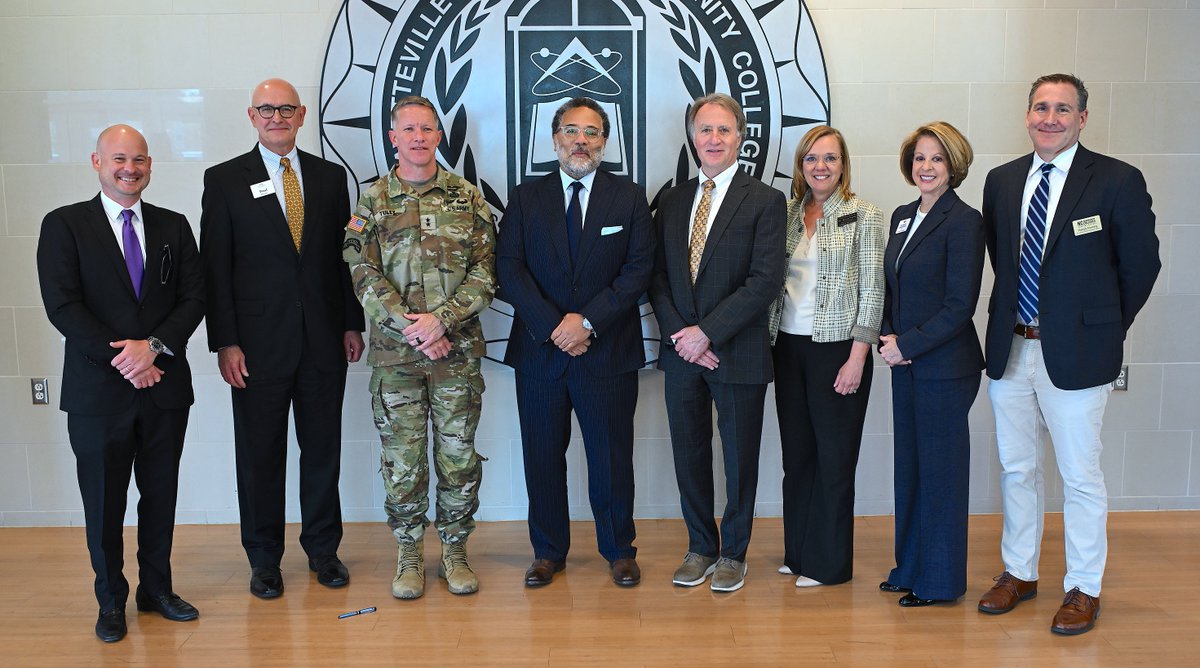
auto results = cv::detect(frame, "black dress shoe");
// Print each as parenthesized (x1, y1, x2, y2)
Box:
(135, 586, 199, 621)
(610, 558, 641, 587)
(309, 555, 350, 587)
(250, 566, 284, 599)
(879, 580, 912, 593)
(95, 608, 126, 642)
(524, 559, 565, 587)
(899, 592, 943, 607)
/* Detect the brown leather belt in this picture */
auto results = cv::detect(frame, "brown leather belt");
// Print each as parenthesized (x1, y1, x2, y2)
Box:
(1013, 324, 1040, 339)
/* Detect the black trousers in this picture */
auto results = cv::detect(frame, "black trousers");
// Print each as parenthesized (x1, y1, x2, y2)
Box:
(68, 394, 189, 612)
(774, 333, 872, 584)
(664, 371, 767, 562)
(515, 366, 638, 563)
(232, 346, 346, 568)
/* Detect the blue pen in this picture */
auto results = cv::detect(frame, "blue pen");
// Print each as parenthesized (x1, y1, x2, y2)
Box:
(338, 606, 377, 619)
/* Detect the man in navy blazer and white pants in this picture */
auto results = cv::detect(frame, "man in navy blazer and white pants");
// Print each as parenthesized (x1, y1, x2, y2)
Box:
(498, 97, 655, 588)
(978, 74, 1160, 635)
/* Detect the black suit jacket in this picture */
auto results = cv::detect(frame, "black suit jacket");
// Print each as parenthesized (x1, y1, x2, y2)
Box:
(498, 169, 655, 380)
(983, 144, 1160, 390)
(649, 170, 786, 384)
(882, 189, 985, 380)
(200, 146, 364, 378)
(37, 195, 205, 414)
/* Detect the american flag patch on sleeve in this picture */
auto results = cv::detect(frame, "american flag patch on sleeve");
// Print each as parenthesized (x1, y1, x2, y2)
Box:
(347, 215, 368, 232)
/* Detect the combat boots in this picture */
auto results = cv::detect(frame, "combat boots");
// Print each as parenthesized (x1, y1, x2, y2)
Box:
(438, 542, 479, 595)
(392, 540, 424, 599)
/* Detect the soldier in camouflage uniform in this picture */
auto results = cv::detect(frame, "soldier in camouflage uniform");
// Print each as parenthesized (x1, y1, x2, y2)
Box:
(342, 96, 495, 599)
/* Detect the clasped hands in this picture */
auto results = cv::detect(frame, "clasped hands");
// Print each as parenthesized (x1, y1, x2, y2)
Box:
(110, 339, 161, 389)
(878, 334, 910, 367)
(671, 325, 719, 370)
(551, 313, 591, 357)
(403, 312, 450, 360)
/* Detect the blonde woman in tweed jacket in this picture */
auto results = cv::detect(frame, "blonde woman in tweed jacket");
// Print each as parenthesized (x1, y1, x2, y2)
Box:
(767, 125, 885, 588)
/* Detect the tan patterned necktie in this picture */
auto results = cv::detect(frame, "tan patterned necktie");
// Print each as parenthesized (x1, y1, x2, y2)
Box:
(688, 179, 716, 284)
(280, 157, 304, 251)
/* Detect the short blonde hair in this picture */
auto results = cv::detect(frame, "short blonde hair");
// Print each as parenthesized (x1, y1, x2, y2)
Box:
(791, 125, 852, 200)
(899, 121, 973, 189)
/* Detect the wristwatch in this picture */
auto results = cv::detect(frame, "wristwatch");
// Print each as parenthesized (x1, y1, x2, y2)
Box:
(582, 317, 594, 334)
(147, 336, 167, 355)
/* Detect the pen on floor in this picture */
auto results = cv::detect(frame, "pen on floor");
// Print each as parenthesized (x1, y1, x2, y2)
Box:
(338, 606, 377, 619)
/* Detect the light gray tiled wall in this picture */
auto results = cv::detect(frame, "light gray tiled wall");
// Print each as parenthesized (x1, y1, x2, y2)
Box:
(1, 1, 1197, 528)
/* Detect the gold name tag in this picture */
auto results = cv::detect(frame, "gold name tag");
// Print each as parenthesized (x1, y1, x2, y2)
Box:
(1072, 215, 1102, 236)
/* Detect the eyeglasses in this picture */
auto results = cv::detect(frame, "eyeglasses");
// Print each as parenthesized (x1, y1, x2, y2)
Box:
(558, 126, 602, 140)
(254, 104, 299, 119)
(802, 154, 841, 166)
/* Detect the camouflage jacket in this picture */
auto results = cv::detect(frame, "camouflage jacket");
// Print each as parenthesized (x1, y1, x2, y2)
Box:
(343, 167, 496, 366)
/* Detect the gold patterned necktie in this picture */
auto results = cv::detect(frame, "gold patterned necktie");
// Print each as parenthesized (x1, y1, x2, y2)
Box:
(280, 157, 304, 251)
(688, 179, 716, 284)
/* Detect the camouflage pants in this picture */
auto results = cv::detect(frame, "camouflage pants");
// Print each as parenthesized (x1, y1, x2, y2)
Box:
(371, 355, 484, 545)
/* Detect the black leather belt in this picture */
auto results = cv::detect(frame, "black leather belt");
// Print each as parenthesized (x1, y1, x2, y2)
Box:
(1013, 324, 1040, 339)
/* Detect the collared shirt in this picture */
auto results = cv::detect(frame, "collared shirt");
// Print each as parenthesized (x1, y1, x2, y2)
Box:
(1020, 141, 1079, 261)
(558, 168, 597, 228)
(258, 143, 304, 219)
(686, 161, 739, 241)
(98, 191, 145, 263)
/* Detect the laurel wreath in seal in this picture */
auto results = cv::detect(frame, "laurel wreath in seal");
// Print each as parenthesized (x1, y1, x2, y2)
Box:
(432, 0, 507, 215)
(647, 0, 718, 210)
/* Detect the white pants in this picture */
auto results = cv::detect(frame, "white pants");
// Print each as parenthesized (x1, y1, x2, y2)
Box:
(988, 335, 1111, 597)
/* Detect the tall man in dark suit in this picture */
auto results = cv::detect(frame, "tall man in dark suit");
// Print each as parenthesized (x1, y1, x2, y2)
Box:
(38, 125, 205, 642)
(649, 93, 786, 592)
(977, 74, 1160, 635)
(497, 97, 655, 588)
(201, 78, 365, 599)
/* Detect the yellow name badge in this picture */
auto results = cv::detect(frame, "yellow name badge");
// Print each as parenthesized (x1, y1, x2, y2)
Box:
(1072, 215, 1102, 236)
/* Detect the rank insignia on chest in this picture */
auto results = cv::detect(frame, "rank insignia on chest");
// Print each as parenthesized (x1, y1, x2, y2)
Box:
(420, 214, 436, 231)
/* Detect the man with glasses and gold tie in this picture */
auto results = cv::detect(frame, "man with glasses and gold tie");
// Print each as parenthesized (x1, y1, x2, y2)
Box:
(200, 78, 365, 600)
(497, 97, 655, 588)
(978, 73, 1160, 635)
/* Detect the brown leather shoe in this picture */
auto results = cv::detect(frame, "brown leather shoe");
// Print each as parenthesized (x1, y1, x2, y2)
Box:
(524, 559, 565, 587)
(1051, 587, 1100, 635)
(610, 558, 641, 587)
(978, 571, 1038, 614)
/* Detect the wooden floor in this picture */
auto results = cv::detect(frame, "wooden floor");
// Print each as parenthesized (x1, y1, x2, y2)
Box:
(1, 512, 1196, 666)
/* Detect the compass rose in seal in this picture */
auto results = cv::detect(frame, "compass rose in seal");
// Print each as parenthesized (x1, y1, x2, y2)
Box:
(319, 0, 830, 363)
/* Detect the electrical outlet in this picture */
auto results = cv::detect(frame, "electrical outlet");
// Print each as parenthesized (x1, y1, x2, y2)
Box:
(31, 378, 50, 404)
(1113, 366, 1128, 391)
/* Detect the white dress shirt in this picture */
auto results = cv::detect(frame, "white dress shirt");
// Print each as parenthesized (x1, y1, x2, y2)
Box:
(559, 168, 597, 228)
(98, 191, 145, 263)
(687, 161, 739, 240)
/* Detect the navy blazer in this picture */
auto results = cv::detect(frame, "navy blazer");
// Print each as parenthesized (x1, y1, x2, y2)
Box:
(649, 170, 786, 385)
(38, 195, 205, 414)
(200, 146, 364, 379)
(983, 144, 1160, 390)
(882, 189, 984, 380)
(497, 169, 655, 380)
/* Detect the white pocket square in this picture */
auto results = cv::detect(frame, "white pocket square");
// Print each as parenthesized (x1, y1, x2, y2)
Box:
(600, 225, 624, 236)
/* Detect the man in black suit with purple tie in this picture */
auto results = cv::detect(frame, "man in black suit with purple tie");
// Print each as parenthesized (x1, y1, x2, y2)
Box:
(497, 97, 655, 588)
(38, 125, 205, 642)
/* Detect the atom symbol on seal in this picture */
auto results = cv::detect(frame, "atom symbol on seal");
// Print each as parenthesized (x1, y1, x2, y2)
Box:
(530, 36, 623, 97)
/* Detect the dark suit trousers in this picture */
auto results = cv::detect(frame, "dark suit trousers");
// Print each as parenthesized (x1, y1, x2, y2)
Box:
(232, 344, 346, 567)
(888, 368, 978, 600)
(68, 394, 188, 612)
(774, 334, 872, 584)
(664, 371, 767, 563)
(515, 366, 638, 564)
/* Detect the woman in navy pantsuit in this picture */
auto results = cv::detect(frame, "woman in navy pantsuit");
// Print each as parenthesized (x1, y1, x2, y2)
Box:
(878, 122, 985, 606)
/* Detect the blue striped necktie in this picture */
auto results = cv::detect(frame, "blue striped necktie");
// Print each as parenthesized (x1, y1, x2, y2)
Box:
(1018, 163, 1054, 325)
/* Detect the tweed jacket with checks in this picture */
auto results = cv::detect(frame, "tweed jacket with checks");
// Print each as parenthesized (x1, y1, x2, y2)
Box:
(767, 191, 886, 346)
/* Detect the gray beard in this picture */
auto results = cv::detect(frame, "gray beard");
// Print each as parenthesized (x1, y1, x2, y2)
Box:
(557, 152, 600, 180)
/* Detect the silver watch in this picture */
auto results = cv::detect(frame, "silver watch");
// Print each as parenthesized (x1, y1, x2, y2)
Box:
(147, 336, 167, 355)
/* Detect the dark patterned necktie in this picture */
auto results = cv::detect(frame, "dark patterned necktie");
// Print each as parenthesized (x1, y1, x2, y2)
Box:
(1017, 163, 1054, 324)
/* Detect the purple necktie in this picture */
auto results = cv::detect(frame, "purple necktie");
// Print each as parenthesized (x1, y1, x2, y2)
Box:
(121, 209, 144, 299)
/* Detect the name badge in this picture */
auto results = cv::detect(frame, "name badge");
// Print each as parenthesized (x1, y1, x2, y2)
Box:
(895, 218, 911, 234)
(250, 180, 275, 198)
(837, 212, 858, 227)
(1072, 215, 1102, 236)
(420, 214, 436, 231)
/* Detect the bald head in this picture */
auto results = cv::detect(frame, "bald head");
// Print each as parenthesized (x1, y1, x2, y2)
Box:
(248, 78, 306, 156)
(92, 124, 152, 207)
